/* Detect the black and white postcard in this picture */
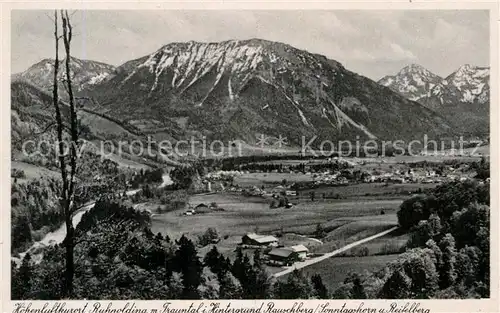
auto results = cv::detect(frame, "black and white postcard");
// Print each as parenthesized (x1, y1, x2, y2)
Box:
(1, 2, 498, 312)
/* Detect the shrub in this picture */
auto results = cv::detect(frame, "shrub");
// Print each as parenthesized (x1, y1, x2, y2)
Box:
(198, 228, 219, 247)
(11, 169, 26, 179)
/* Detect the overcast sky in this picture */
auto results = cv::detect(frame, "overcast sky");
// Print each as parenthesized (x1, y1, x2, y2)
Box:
(11, 10, 490, 80)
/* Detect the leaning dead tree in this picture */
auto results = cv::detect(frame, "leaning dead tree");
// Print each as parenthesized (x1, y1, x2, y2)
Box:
(52, 9, 80, 297)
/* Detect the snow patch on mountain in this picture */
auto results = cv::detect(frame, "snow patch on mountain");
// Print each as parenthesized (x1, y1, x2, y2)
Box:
(14, 57, 116, 94)
(87, 72, 110, 85)
(444, 65, 490, 103)
(379, 64, 443, 102)
(379, 63, 490, 106)
(113, 39, 389, 140)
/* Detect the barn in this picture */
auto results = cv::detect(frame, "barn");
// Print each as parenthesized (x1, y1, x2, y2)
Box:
(267, 248, 298, 266)
(241, 233, 279, 247)
(289, 244, 309, 260)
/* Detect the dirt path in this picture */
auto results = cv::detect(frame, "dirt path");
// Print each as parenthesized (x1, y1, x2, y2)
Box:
(272, 226, 399, 278)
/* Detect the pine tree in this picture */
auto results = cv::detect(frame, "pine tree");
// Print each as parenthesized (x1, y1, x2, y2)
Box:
(240, 253, 255, 297)
(231, 247, 245, 282)
(351, 276, 367, 299)
(311, 274, 328, 298)
(173, 235, 203, 299)
(12, 253, 32, 299)
(204, 246, 222, 275)
(253, 249, 263, 268)
(251, 262, 273, 299)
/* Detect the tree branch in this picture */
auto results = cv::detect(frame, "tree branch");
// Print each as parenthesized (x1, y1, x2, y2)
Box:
(52, 10, 69, 205)
(45, 12, 55, 23)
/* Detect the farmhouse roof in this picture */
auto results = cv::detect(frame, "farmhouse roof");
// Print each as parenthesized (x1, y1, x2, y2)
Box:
(289, 244, 309, 253)
(244, 233, 261, 240)
(254, 235, 279, 243)
(268, 248, 295, 258)
(243, 233, 278, 243)
(196, 203, 208, 208)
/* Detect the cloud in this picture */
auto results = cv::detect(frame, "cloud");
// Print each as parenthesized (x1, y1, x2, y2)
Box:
(340, 42, 416, 62)
(347, 49, 376, 61)
(389, 43, 417, 60)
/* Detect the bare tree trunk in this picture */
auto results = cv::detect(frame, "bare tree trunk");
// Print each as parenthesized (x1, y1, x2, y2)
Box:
(51, 9, 71, 297)
(61, 9, 79, 297)
(62, 10, 78, 199)
(52, 11, 67, 199)
(52, 9, 79, 297)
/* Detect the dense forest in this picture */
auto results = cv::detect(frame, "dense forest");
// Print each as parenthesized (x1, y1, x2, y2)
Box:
(11, 178, 63, 253)
(11, 154, 128, 254)
(334, 180, 490, 299)
(12, 180, 489, 299)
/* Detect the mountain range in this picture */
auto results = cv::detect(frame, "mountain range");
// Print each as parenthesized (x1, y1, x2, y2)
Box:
(12, 39, 468, 151)
(12, 57, 116, 99)
(379, 64, 489, 136)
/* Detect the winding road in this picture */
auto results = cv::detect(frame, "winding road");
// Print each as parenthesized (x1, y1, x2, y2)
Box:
(273, 226, 399, 278)
(14, 173, 172, 264)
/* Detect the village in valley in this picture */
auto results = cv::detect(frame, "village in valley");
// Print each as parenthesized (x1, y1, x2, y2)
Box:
(10, 9, 491, 300)
(166, 146, 489, 279)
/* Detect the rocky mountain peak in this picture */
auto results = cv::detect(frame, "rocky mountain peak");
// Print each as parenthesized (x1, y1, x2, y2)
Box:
(379, 63, 490, 136)
(12, 56, 116, 97)
(378, 64, 442, 101)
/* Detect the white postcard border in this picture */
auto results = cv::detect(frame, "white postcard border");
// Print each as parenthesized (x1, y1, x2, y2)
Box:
(1, 1, 498, 312)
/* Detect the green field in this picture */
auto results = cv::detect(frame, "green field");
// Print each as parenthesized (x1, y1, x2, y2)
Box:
(297, 182, 438, 199)
(150, 193, 400, 238)
(100, 150, 152, 170)
(233, 172, 314, 188)
(284, 254, 400, 292)
(11, 161, 61, 182)
(79, 111, 139, 139)
(336, 231, 409, 257)
(461, 144, 489, 155)
(148, 190, 402, 264)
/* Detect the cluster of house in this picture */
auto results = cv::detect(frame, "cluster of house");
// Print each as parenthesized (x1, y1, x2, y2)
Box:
(202, 170, 243, 192)
(241, 233, 310, 266)
(310, 172, 349, 185)
(419, 146, 487, 157)
(205, 170, 242, 179)
(366, 168, 474, 184)
(243, 185, 297, 197)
